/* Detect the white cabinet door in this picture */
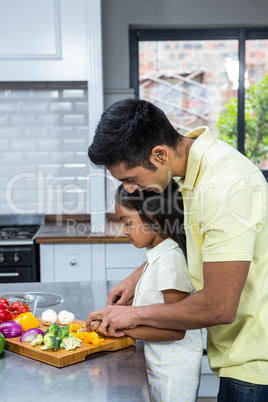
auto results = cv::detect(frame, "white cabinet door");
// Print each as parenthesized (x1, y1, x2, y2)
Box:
(40, 243, 92, 282)
(106, 243, 147, 282)
(199, 355, 219, 397)
(0, 0, 88, 81)
(40, 244, 55, 282)
(54, 244, 92, 282)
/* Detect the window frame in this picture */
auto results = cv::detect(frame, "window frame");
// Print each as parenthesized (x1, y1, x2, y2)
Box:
(129, 27, 268, 179)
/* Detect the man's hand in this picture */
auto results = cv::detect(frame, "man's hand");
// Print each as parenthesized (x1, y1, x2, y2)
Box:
(85, 305, 139, 337)
(106, 262, 146, 306)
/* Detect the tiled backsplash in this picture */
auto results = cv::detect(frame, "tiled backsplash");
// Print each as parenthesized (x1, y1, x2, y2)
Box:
(0, 82, 91, 215)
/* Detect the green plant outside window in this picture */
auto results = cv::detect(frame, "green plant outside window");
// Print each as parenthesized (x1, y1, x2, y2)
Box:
(216, 75, 268, 167)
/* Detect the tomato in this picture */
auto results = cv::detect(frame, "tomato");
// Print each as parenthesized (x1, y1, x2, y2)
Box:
(0, 298, 9, 307)
(0, 308, 13, 322)
(10, 301, 22, 312)
(17, 305, 29, 314)
(0, 303, 10, 310)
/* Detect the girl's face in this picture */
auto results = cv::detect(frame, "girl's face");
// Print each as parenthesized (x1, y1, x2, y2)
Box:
(115, 202, 166, 249)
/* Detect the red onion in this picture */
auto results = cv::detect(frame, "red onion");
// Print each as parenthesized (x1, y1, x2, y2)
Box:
(0, 320, 22, 338)
(20, 328, 45, 342)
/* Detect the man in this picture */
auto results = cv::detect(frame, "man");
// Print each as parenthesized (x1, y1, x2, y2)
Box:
(87, 98, 268, 400)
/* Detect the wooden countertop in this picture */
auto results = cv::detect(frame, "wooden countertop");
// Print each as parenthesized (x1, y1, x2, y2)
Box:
(35, 214, 129, 244)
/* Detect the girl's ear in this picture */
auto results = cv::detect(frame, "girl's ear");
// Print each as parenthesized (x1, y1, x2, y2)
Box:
(150, 145, 169, 165)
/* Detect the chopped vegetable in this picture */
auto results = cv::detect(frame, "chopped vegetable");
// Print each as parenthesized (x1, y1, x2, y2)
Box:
(44, 323, 61, 338)
(60, 334, 81, 351)
(40, 335, 61, 351)
(69, 323, 82, 331)
(14, 312, 40, 332)
(57, 325, 70, 340)
(70, 328, 104, 346)
(41, 309, 58, 326)
(0, 332, 6, 354)
(0, 320, 22, 338)
(31, 334, 44, 347)
(58, 310, 75, 325)
(20, 328, 45, 343)
(29, 323, 81, 352)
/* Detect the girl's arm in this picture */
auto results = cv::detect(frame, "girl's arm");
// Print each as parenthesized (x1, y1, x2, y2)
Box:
(124, 289, 187, 342)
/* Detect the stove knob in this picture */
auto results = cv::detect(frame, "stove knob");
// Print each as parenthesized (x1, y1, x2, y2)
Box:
(13, 253, 20, 263)
(0, 253, 5, 263)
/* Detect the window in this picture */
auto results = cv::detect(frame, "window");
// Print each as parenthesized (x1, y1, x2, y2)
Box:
(130, 28, 268, 178)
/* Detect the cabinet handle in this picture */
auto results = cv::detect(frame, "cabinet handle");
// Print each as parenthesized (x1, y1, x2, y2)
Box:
(0, 272, 19, 277)
(70, 260, 77, 266)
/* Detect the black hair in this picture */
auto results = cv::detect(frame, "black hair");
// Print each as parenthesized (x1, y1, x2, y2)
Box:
(115, 179, 187, 259)
(88, 98, 184, 171)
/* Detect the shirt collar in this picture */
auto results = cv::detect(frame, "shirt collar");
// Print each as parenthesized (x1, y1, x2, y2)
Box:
(176, 126, 215, 191)
(146, 238, 180, 265)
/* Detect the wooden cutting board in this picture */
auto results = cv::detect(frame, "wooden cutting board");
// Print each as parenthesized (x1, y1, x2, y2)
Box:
(5, 318, 136, 368)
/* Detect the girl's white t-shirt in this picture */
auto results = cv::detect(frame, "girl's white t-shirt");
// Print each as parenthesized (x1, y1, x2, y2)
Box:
(133, 238, 203, 402)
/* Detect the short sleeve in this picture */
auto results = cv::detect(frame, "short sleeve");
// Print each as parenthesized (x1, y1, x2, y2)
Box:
(199, 176, 267, 262)
(155, 249, 194, 293)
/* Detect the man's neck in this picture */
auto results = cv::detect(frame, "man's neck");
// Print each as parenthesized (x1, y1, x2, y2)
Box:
(170, 137, 195, 177)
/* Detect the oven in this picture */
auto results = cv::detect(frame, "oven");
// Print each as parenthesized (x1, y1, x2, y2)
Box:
(0, 215, 44, 283)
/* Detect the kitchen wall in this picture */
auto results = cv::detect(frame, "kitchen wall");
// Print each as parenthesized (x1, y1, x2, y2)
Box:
(0, 82, 90, 215)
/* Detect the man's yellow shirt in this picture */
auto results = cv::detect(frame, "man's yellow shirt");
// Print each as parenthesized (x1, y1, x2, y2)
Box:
(175, 126, 268, 384)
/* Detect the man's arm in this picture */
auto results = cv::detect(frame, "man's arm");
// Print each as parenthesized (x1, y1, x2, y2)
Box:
(138, 261, 250, 330)
(106, 262, 146, 306)
(85, 261, 250, 336)
(124, 289, 187, 341)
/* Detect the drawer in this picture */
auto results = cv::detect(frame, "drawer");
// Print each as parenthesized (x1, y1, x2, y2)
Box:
(54, 244, 92, 282)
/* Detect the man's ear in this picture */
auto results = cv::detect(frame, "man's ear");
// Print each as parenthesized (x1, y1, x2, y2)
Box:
(150, 146, 169, 165)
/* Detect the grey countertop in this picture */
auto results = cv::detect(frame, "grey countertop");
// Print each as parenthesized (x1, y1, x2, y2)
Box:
(0, 281, 150, 402)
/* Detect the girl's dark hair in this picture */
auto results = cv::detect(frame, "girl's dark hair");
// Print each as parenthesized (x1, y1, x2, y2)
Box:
(115, 179, 187, 259)
(88, 98, 184, 171)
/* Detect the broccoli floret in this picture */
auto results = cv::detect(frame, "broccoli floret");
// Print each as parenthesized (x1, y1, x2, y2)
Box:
(60, 334, 82, 351)
(57, 325, 70, 340)
(30, 334, 44, 347)
(45, 323, 61, 337)
(40, 335, 60, 351)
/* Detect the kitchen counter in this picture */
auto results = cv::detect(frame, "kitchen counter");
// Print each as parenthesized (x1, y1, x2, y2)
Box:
(35, 215, 129, 244)
(0, 281, 150, 402)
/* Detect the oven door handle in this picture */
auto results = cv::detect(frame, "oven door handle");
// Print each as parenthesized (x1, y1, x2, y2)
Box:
(0, 272, 19, 277)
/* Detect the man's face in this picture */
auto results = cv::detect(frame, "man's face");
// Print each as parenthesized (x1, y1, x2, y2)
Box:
(108, 162, 172, 193)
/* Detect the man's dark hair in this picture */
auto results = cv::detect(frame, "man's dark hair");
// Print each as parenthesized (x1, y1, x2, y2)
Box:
(88, 98, 183, 171)
(115, 179, 187, 259)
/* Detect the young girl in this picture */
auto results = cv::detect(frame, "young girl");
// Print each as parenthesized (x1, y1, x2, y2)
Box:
(114, 180, 203, 402)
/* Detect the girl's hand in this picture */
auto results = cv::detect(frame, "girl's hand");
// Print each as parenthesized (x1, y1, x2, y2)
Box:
(106, 262, 146, 306)
(85, 305, 139, 337)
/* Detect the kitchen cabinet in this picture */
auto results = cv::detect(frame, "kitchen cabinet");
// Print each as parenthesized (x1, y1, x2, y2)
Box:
(40, 244, 92, 282)
(0, 0, 88, 81)
(40, 243, 146, 283)
(199, 355, 220, 397)
(106, 243, 146, 281)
